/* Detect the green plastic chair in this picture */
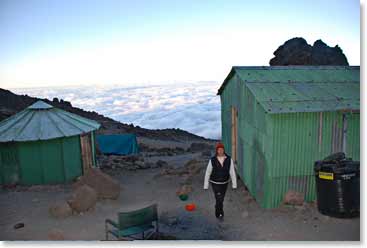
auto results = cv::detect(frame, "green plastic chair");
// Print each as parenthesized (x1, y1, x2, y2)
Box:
(105, 204, 159, 240)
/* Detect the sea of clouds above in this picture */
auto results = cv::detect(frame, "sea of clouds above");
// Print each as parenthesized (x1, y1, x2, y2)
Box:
(12, 82, 222, 140)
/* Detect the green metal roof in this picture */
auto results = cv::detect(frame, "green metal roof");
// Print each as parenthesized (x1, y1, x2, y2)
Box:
(0, 100, 101, 142)
(218, 66, 360, 114)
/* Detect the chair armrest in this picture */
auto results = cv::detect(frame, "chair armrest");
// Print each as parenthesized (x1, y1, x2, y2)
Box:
(105, 219, 119, 229)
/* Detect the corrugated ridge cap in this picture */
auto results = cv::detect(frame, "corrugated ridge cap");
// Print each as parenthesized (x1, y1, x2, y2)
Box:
(217, 65, 360, 95)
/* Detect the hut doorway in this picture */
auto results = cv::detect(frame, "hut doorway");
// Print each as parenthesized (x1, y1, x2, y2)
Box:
(0, 143, 20, 185)
(80, 133, 93, 174)
(231, 106, 238, 163)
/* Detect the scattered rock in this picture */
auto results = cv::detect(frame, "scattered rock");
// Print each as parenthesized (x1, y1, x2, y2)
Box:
(241, 210, 249, 218)
(201, 150, 212, 157)
(27, 185, 63, 192)
(125, 155, 140, 162)
(13, 223, 24, 229)
(185, 159, 204, 175)
(175, 147, 185, 153)
(294, 202, 308, 211)
(72, 168, 120, 200)
(127, 165, 139, 171)
(134, 160, 145, 168)
(147, 232, 178, 240)
(283, 190, 304, 206)
(146, 162, 157, 168)
(67, 185, 98, 213)
(166, 217, 179, 226)
(322, 215, 331, 221)
(187, 142, 213, 153)
(176, 185, 193, 196)
(27, 185, 44, 192)
(156, 160, 168, 168)
(49, 202, 72, 219)
(48, 229, 65, 240)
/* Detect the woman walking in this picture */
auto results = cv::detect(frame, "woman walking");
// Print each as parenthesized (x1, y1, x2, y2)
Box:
(204, 142, 237, 219)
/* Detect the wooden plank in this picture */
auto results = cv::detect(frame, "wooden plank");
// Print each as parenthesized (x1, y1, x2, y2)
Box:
(80, 133, 93, 174)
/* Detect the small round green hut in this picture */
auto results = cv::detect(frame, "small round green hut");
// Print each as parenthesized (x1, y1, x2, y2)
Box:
(0, 100, 100, 185)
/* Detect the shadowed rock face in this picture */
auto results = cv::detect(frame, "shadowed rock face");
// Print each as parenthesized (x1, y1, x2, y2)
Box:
(269, 37, 349, 66)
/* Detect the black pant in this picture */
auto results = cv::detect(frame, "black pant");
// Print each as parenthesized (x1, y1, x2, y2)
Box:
(211, 182, 228, 217)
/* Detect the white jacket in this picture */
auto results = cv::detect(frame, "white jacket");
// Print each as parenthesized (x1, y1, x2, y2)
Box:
(203, 156, 237, 189)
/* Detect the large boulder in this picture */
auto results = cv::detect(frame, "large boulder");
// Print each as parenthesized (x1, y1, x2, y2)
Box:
(311, 40, 349, 65)
(269, 37, 349, 65)
(67, 185, 98, 213)
(49, 202, 72, 219)
(283, 190, 304, 206)
(73, 168, 120, 200)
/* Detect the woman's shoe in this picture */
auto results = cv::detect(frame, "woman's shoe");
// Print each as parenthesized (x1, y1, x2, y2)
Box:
(218, 214, 224, 219)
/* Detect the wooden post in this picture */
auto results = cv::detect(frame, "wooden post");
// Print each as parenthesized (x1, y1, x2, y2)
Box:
(231, 106, 238, 163)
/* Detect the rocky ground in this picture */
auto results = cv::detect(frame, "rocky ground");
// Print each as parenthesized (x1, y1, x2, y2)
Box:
(0, 138, 360, 241)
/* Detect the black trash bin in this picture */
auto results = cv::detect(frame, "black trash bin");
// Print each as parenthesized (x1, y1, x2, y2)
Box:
(314, 153, 360, 218)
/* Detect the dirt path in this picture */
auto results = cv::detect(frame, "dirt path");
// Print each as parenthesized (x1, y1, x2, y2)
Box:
(0, 159, 359, 241)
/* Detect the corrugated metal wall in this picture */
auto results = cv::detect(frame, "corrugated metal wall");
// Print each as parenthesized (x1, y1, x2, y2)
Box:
(221, 75, 271, 207)
(221, 76, 360, 208)
(0, 135, 83, 185)
(346, 112, 360, 160)
(265, 111, 360, 208)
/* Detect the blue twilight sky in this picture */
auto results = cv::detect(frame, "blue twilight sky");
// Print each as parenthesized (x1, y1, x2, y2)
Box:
(0, 0, 360, 88)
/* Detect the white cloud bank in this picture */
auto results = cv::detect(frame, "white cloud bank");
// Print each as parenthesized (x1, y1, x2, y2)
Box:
(12, 82, 222, 139)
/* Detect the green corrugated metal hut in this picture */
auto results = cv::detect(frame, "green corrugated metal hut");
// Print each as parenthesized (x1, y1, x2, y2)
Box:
(217, 66, 360, 208)
(0, 100, 101, 185)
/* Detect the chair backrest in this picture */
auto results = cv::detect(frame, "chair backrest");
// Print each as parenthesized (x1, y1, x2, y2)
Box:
(118, 204, 158, 229)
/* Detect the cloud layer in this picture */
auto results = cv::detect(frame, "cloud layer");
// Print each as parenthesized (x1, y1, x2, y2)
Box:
(13, 82, 222, 139)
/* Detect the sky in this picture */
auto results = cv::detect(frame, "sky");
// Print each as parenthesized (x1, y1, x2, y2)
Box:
(0, 0, 361, 88)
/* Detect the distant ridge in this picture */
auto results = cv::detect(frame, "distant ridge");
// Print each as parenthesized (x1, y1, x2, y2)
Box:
(0, 88, 214, 142)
